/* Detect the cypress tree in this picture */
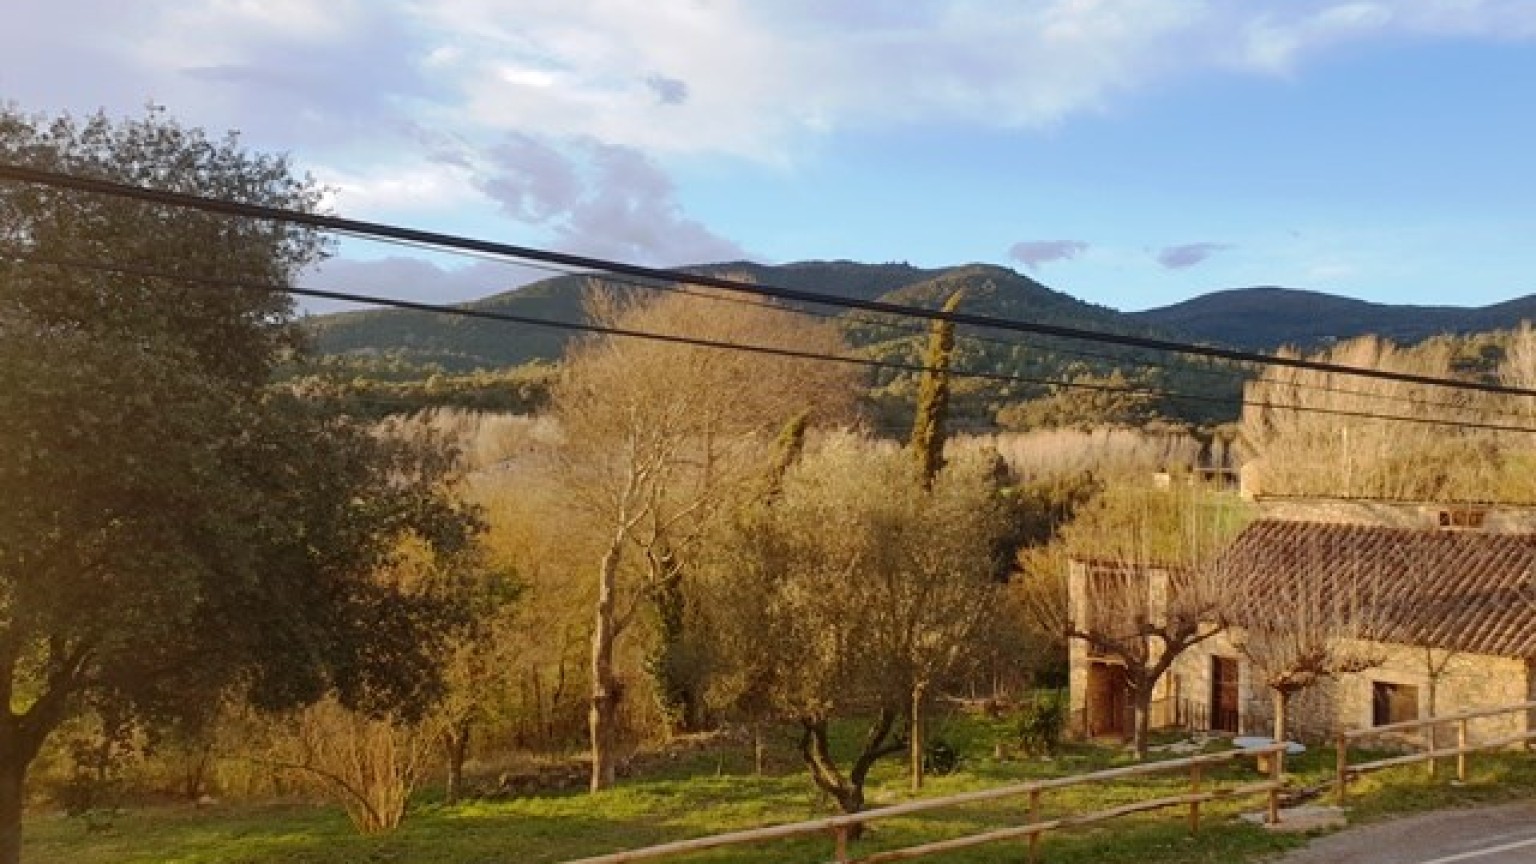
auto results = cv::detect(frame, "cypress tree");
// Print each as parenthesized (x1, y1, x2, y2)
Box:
(910, 289, 966, 489)
(905, 288, 963, 790)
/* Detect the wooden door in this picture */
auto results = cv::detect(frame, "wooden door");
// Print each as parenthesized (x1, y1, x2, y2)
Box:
(1211, 656, 1240, 734)
(1088, 663, 1129, 738)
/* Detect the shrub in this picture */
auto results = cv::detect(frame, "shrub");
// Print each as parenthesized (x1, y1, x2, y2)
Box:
(275, 700, 434, 834)
(924, 737, 959, 776)
(1015, 691, 1066, 758)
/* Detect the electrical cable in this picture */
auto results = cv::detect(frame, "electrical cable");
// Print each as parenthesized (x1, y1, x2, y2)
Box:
(14, 249, 1536, 436)
(6, 162, 1536, 400)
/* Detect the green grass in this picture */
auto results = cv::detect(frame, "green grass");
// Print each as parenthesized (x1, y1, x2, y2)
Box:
(24, 720, 1536, 864)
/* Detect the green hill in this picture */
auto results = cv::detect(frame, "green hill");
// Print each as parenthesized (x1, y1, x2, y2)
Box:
(1130, 286, 1536, 351)
(302, 260, 1251, 430)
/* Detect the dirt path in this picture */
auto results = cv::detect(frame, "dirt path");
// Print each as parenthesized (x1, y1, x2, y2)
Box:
(1271, 799, 1536, 863)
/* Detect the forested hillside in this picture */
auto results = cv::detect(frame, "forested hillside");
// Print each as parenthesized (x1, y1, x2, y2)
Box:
(306, 260, 1244, 430)
(306, 262, 1536, 432)
(1131, 285, 1536, 351)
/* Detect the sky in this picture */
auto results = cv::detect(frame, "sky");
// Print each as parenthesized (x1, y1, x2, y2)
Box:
(4, 0, 1536, 313)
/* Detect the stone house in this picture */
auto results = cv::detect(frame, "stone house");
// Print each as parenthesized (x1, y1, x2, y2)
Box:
(1069, 498, 1536, 745)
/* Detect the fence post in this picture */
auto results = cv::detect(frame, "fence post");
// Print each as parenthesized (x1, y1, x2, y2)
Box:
(1189, 762, 1202, 834)
(1427, 721, 1438, 779)
(1267, 748, 1283, 825)
(834, 825, 849, 863)
(1028, 787, 1041, 864)
(1457, 718, 1469, 783)
(1335, 733, 1349, 806)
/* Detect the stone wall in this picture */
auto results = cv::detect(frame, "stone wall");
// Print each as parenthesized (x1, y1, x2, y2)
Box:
(1332, 644, 1529, 746)
(1172, 636, 1530, 746)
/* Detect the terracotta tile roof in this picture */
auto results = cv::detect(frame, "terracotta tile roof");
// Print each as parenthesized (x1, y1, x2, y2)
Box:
(1217, 520, 1536, 658)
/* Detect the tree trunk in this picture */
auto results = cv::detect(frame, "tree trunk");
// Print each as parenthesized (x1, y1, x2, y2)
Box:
(646, 555, 693, 736)
(909, 683, 926, 792)
(590, 536, 624, 793)
(799, 718, 862, 815)
(752, 722, 765, 776)
(1272, 689, 1289, 745)
(1131, 696, 1152, 761)
(0, 653, 73, 864)
(0, 755, 22, 864)
(443, 720, 471, 806)
(0, 719, 43, 864)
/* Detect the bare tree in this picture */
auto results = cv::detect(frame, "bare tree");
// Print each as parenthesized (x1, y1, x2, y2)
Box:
(1222, 530, 1384, 743)
(554, 285, 858, 791)
(1026, 481, 1247, 758)
(1240, 335, 1511, 501)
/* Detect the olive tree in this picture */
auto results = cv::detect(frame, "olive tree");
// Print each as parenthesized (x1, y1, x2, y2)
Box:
(713, 435, 1008, 818)
(0, 108, 481, 863)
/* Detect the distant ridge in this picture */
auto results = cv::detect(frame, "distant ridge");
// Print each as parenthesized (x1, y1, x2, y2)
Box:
(306, 260, 1133, 371)
(1130, 285, 1536, 351)
(306, 262, 1536, 365)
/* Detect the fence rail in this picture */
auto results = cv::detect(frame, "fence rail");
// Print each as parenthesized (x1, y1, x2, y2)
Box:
(1335, 699, 1536, 804)
(561, 743, 1289, 864)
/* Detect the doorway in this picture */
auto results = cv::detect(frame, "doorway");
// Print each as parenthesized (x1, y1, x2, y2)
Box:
(1087, 662, 1129, 738)
(1211, 656, 1240, 734)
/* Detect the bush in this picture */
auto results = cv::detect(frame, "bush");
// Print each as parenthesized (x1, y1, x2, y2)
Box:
(275, 700, 434, 834)
(923, 738, 959, 776)
(1015, 691, 1066, 758)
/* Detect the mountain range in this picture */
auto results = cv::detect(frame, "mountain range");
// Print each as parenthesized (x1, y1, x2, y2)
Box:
(309, 260, 1536, 368)
(1128, 286, 1536, 351)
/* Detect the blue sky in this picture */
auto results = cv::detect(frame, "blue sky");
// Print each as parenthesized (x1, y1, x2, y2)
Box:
(5, 1, 1535, 312)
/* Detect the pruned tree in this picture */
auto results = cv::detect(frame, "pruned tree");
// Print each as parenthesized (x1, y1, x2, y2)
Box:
(553, 286, 858, 792)
(1026, 480, 1249, 758)
(713, 435, 1008, 819)
(1221, 531, 1384, 743)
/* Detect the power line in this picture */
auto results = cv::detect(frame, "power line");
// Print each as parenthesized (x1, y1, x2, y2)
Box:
(366, 234, 1520, 423)
(11, 251, 1223, 405)
(14, 250, 1536, 436)
(5, 162, 1536, 400)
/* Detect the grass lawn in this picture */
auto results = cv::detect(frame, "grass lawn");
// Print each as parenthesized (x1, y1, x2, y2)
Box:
(24, 717, 1536, 864)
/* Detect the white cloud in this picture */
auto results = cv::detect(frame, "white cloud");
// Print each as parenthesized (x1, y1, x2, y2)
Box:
(311, 160, 482, 215)
(7, 0, 1536, 275)
(301, 256, 538, 312)
(10, 1, 1536, 165)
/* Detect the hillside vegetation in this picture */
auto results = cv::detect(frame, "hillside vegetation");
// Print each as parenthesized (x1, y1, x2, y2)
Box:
(306, 260, 1246, 430)
(1131, 285, 1536, 351)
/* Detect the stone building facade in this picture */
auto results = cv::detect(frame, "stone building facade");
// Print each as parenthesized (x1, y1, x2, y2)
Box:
(1069, 498, 1536, 746)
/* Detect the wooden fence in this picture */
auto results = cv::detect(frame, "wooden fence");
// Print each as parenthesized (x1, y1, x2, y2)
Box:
(1335, 698, 1536, 804)
(561, 743, 1289, 864)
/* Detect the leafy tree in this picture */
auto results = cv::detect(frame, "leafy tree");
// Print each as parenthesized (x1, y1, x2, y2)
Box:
(910, 290, 964, 486)
(904, 288, 962, 791)
(0, 108, 481, 861)
(715, 435, 1007, 819)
